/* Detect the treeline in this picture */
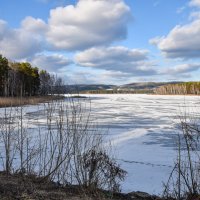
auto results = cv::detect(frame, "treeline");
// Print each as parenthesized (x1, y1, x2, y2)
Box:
(0, 55, 65, 97)
(154, 82, 200, 95)
(81, 89, 153, 94)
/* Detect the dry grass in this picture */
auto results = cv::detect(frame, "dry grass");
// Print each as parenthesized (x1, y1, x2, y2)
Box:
(0, 96, 64, 108)
(0, 171, 165, 200)
(0, 172, 127, 200)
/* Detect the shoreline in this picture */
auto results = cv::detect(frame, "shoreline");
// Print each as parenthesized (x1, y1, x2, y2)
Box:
(0, 95, 65, 108)
(76, 92, 200, 96)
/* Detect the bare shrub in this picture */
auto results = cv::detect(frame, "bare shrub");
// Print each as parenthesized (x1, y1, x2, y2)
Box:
(0, 107, 18, 174)
(81, 148, 127, 192)
(0, 95, 126, 193)
(163, 107, 200, 199)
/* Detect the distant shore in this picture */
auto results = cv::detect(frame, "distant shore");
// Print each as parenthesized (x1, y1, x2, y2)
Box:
(78, 92, 200, 96)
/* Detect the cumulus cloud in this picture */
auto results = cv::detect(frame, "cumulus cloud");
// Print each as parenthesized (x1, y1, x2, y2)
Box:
(66, 71, 99, 84)
(189, 11, 200, 19)
(150, 0, 200, 59)
(101, 70, 132, 84)
(0, 18, 47, 60)
(46, 0, 131, 50)
(63, 70, 133, 85)
(150, 17, 200, 59)
(75, 46, 157, 76)
(31, 54, 72, 72)
(189, 0, 200, 8)
(0, 0, 132, 60)
(21, 16, 48, 34)
(164, 63, 200, 75)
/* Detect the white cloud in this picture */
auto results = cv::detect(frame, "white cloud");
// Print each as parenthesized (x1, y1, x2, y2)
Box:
(0, 0, 132, 60)
(100, 70, 132, 83)
(21, 16, 47, 34)
(0, 18, 46, 60)
(189, 11, 200, 19)
(46, 0, 131, 50)
(75, 46, 157, 76)
(31, 54, 72, 72)
(164, 63, 200, 75)
(63, 70, 133, 85)
(189, 0, 200, 8)
(150, 17, 200, 59)
(66, 71, 98, 84)
(0, 20, 7, 39)
(150, 0, 200, 59)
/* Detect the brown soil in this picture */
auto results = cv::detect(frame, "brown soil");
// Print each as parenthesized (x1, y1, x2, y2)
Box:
(0, 172, 163, 200)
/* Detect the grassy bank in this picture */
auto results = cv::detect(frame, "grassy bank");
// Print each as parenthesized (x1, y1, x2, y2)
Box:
(0, 172, 163, 200)
(0, 95, 64, 108)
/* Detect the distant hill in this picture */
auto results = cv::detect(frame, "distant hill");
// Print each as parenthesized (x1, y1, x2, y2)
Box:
(65, 84, 115, 93)
(119, 81, 183, 90)
(65, 82, 183, 93)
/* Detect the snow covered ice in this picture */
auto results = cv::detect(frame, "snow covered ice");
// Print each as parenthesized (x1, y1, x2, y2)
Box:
(75, 94, 200, 195)
(1, 94, 200, 195)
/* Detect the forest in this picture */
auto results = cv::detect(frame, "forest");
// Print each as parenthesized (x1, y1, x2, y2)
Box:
(0, 54, 64, 97)
(154, 82, 200, 95)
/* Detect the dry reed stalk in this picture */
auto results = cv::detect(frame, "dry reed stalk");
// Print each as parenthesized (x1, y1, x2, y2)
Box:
(0, 96, 64, 108)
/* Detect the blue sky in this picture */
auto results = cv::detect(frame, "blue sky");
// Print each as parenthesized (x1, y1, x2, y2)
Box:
(0, 0, 200, 84)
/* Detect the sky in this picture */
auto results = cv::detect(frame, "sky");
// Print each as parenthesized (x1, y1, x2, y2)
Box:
(0, 0, 200, 85)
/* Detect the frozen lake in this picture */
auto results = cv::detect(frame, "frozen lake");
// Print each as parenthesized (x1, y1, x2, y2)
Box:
(76, 94, 200, 195)
(0, 94, 200, 195)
